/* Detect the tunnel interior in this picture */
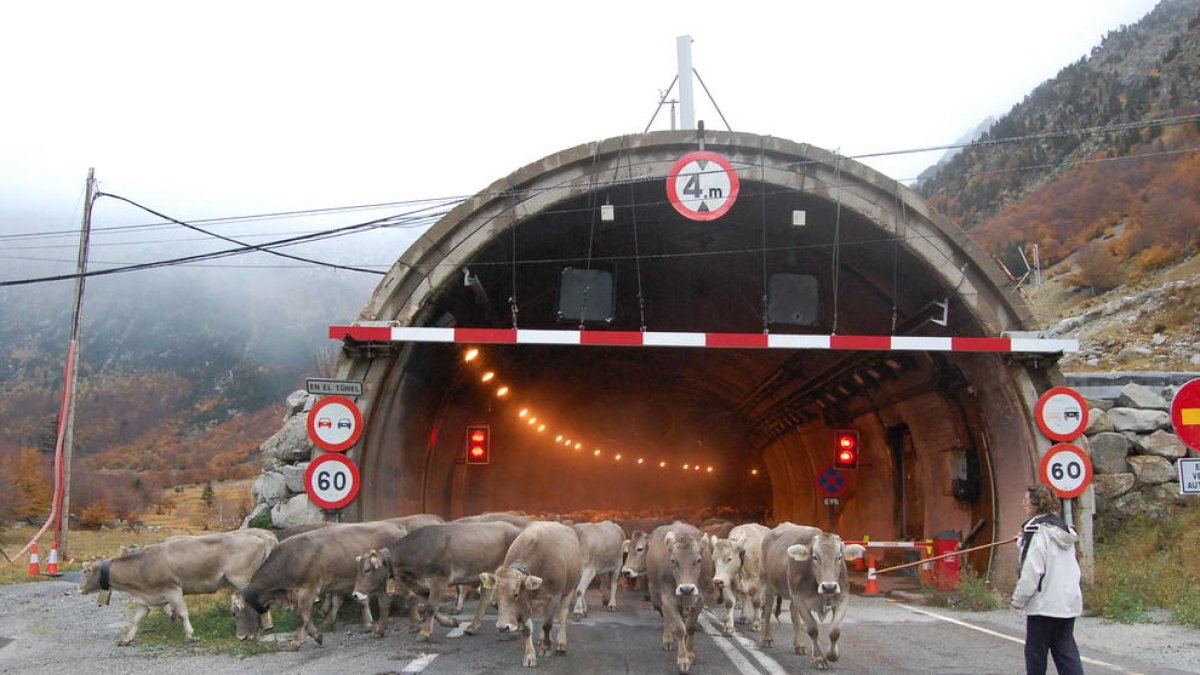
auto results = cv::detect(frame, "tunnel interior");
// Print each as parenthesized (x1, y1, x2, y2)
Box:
(350, 165, 1020, 556)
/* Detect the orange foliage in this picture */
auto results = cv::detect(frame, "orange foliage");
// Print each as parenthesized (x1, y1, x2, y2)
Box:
(0, 447, 53, 522)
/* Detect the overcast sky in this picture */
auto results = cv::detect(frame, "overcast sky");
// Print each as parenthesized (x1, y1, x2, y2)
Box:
(0, 0, 1163, 267)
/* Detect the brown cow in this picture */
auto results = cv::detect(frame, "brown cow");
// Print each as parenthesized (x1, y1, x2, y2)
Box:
(232, 521, 405, 650)
(619, 529, 651, 580)
(711, 522, 771, 634)
(481, 521, 583, 667)
(761, 523, 866, 669)
(351, 520, 522, 640)
(645, 521, 707, 674)
(570, 520, 627, 619)
(78, 528, 277, 646)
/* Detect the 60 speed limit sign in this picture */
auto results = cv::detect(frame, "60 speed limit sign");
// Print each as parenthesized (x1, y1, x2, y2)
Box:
(1039, 443, 1093, 499)
(304, 453, 360, 510)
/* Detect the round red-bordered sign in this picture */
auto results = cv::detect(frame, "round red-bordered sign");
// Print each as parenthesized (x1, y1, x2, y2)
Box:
(1171, 378, 1200, 452)
(815, 465, 847, 497)
(665, 151, 740, 221)
(1034, 387, 1089, 441)
(1039, 443, 1093, 499)
(304, 453, 361, 510)
(306, 395, 363, 452)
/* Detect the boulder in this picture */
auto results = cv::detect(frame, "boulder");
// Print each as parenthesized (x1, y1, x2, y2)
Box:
(1115, 383, 1169, 411)
(1127, 455, 1175, 486)
(284, 389, 314, 418)
(1092, 473, 1135, 500)
(1088, 432, 1131, 474)
(1084, 408, 1114, 434)
(1107, 407, 1171, 432)
(1136, 430, 1187, 459)
(260, 414, 315, 464)
(271, 493, 324, 529)
(252, 471, 289, 505)
(281, 462, 310, 493)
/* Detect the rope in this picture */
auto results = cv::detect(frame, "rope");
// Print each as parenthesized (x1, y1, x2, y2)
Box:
(873, 536, 1019, 575)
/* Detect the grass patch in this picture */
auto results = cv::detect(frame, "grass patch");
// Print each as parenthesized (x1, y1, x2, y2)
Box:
(922, 567, 1004, 611)
(1088, 507, 1200, 628)
(130, 591, 302, 656)
(0, 525, 204, 586)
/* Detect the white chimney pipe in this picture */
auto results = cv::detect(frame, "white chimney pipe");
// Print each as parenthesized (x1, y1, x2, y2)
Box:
(677, 35, 695, 130)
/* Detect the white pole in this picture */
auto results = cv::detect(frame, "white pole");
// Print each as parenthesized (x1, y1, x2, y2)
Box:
(677, 35, 695, 130)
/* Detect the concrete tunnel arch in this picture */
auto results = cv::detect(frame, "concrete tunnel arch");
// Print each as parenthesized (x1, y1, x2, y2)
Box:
(326, 130, 1071, 585)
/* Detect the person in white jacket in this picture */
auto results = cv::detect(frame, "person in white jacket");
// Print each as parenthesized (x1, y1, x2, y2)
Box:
(1011, 483, 1084, 675)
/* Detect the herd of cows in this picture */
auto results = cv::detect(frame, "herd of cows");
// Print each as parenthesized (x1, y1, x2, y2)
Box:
(76, 512, 867, 673)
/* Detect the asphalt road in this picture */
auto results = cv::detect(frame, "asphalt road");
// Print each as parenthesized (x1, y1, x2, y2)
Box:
(1, 575, 1198, 675)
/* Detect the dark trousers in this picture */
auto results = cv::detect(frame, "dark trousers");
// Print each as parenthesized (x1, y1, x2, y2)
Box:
(1024, 614, 1084, 675)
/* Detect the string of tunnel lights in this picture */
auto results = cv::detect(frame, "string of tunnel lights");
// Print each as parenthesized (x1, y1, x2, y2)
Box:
(460, 346, 762, 476)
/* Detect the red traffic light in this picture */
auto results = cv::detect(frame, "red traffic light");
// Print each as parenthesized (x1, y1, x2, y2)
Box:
(466, 425, 491, 464)
(834, 430, 859, 469)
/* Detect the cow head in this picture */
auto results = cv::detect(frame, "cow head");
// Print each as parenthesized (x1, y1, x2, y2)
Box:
(77, 556, 106, 595)
(620, 530, 649, 580)
(351, 548, 392, 603)
(785, 533, 866, 596)
(711, 535, 746, 593)
(665, 531, 704, 605)
(482, 563, 542, 633)
(232, 586, 272, 640)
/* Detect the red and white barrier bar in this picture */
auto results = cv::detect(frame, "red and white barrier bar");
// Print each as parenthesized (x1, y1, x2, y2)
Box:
(329, 325, 1078, 354)
(846, 539, 935, 554)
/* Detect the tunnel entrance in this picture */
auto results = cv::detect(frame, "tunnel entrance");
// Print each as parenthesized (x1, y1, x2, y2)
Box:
(328, 130, 1073, 584)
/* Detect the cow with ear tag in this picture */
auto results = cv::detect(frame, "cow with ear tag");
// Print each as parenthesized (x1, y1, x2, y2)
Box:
(480, 521, 582, 667)
(761, 523, 866, 670)
(644, 521, 707, 674)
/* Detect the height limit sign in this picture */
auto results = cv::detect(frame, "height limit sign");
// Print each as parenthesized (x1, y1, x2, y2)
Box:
(666, 151, 740, 221)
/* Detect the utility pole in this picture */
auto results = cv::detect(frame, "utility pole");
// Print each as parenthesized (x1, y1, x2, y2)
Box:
(56, 168, 94, 560)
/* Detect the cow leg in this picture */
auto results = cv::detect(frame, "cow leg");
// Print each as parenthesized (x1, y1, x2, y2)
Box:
(520, 617, 537, 667)
(454, 584, 466, 613)
(749, 589, 764, 632)
(662, 600, 692, 673)
(118, 603, 152, 646)
(760, 589, 776, 647)
(720, 584, 736, 635)
(464, 583, 489, 635)
(323, 593, 343, 630)
(797, 602, 830, 668)
(571, 565, 597, 620)
(826, 596, 849, 663)
(165, 592, 196, 641)
(605, 571, 619, 611)
(539, 599, 555, 657)
(554, 593, 571, 653)
(787, 600, 808, 656)
(372, 591, 393, 638)
(419, 583, 450, 640)
(287, 588, 322, 651)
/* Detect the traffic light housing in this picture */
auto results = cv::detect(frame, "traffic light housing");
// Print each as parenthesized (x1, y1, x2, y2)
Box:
(834, 429, 859, 469)
(465, 425, 491, 465)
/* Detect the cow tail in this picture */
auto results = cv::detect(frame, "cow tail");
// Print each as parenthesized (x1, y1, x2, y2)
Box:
(773, 594, 782, 619)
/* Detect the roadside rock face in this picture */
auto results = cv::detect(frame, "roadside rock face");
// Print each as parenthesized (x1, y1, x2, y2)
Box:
(1089, 432, 1131, 474)
(271, 493, 323, 528)
(247, 391, 327, 525)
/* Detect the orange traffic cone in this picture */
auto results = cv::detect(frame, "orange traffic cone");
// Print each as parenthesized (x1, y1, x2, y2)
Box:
(43, 546, 61, 577)
(863, 556, 883, 597)
(27, 543, 41, 578)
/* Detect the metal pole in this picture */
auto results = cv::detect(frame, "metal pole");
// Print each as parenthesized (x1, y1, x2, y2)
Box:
(676, 35, 695, 130)
(56, 168, 94, 559)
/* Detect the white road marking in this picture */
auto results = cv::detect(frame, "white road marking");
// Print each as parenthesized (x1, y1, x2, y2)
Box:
(699, 610, 790, 675)
(399, 652, 439, 672)
(698, 612, 764, 675)
(897, 604, 1142, 674)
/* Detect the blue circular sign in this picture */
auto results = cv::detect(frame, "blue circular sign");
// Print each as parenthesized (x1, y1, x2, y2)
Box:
(816, 466, 847, 497)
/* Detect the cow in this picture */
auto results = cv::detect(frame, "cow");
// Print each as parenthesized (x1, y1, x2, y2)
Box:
(351, 520, 522, 640)
(619, 529, 651, 580)
(570, 520, 627, 619)
(645, 521, 707, 674)
(78, 528, 277, 646)
(711, 522, 771, 634)
(386, 513, 445, 532)
(480, 521, 583, 667)
(761, 523, 866, 670)
(232, 520, 406, 650)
